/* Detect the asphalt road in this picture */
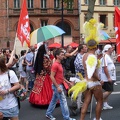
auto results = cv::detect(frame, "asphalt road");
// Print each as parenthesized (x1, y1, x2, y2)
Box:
(19, 63, 120, 120)
(19, 82, 120, 120)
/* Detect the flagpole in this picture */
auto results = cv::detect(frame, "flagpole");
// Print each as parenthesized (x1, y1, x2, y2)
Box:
(13, 33, 17, 51)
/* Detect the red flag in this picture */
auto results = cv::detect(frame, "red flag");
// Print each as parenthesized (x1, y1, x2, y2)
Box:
(115, 7, 120, 62)
(17, 0, 30, 47)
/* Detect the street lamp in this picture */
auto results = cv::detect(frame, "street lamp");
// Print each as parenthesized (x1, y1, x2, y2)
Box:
(61, 0, 64, 47)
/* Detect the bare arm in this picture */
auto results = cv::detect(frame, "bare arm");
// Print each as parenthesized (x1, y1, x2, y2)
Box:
(50, 71, 62, 93)
(65, 47, 78, 57)
(6, 50, 15, 68)
(9, 82, 21, 93)
(50, 71, 59, 88)
(103, 55, 112, 82)
(104, 66, 112, 82)
(0, 82, 20, 96)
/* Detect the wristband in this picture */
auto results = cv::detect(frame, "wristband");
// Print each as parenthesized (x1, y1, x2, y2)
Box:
(7, 89, 10, 94)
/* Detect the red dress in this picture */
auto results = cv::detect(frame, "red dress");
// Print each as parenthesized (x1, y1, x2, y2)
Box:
(29, 56, 53, 105)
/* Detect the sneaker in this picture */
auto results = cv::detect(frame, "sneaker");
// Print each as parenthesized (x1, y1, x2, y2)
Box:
(93, 117, 102, 120)
(69, 118, 76, 120)
(46, 115, 56, 120)
(114, 82, 117, 85)
(103, 104, 113, 110)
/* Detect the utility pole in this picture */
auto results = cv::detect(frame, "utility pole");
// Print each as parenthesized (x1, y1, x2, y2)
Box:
(7, 0, 10, 47)
(78, 0, 81, 43)
(61, 0, 64, 47)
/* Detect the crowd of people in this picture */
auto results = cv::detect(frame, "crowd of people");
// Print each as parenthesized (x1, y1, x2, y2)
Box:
(0, 18, 118, 120)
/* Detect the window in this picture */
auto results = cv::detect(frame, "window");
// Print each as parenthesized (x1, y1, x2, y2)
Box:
(56, 22, 71, 35)
(54, 0, 60, 8)
(14, 0, 20, 8)
(84, 0, 89, 5)
(100, 15, 107, 28)
(27, 0, 33, 8)
(114, 0, 119, 5)
(67, 1, 73, 9)
(41, 20, 47, 26)
(99, 0, 106, 5)
(41, 0, 47, 8)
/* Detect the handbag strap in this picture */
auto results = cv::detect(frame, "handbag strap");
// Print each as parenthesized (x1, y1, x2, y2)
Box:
(8, 70, 10, 82)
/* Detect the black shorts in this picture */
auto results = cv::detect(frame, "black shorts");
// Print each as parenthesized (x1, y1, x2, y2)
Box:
(102, 82, 114, 92)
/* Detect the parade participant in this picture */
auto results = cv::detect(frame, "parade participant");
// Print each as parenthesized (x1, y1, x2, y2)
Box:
(29, 43, 53, 106)
(69, 44, 87, 115)
(64, 45, 78, 80)
(100, 44, 116, 110)
(0, 55, 20, 120)
(18, 50, 28, 91)
(25, 46, 35, 90)
(46, 48, 76, 120)
(68, 18, 103, 120)
(74, 44, 87, 78)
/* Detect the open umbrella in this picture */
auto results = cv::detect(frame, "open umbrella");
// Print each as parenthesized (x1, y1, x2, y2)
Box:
(100, 30, 110, 40)
(48, 43, 61, 49)
(30, 25, 65, 45)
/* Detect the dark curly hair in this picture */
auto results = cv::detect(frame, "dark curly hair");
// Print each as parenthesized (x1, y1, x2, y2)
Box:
(34, 44, 46, 75)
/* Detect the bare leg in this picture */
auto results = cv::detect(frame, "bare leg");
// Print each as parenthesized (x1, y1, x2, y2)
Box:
(103, 91, 112, 102)
(10, 117, 19, 120)
(24, 78, 28, 91)
(93, 85, 103, 120)
(80, 90, 92, 120)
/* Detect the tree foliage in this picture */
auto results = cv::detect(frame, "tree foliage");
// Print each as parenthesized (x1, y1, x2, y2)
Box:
(86, 0, 96, 21)
(64, 0, 96, 21)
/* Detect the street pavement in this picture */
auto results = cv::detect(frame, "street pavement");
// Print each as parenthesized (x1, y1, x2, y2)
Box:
(19, 64, 120, 120)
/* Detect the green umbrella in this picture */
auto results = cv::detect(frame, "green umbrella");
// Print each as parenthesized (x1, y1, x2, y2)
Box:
(30, 25, 65, 45)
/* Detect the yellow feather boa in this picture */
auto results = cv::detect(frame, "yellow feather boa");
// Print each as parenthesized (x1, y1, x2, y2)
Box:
(68, 80, 87, 101)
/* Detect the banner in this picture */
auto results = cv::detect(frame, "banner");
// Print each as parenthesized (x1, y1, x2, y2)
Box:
(17, 0, 30, 47)
(115, 7, 120, 62)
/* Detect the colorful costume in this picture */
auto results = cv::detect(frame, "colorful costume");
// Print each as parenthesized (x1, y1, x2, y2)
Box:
(68, 18, 102, 100)
(29, 44, 53, 106)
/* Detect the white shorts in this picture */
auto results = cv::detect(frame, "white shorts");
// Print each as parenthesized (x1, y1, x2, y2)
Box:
(87, 81, 101, 89)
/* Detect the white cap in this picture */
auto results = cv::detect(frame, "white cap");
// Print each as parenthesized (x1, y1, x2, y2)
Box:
(103, 44, 112, 52)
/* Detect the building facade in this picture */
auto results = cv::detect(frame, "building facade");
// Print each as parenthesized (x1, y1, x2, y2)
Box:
(80, 0, 119, 40)
(0, 0, 119, 52)
(0, 0, 79, 51)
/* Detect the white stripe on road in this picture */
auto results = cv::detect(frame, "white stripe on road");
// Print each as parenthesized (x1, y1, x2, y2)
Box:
(25, 81, 120, 100)
(116, 81, 120, 83)
(112, 91, 120, 95)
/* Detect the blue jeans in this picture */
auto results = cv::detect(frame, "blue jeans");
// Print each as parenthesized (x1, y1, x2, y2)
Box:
(46, 84, 70, 120)
(26, 70, 35, 89)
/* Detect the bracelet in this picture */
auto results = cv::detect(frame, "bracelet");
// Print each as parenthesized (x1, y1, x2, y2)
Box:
(7, 89, 10, 94)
